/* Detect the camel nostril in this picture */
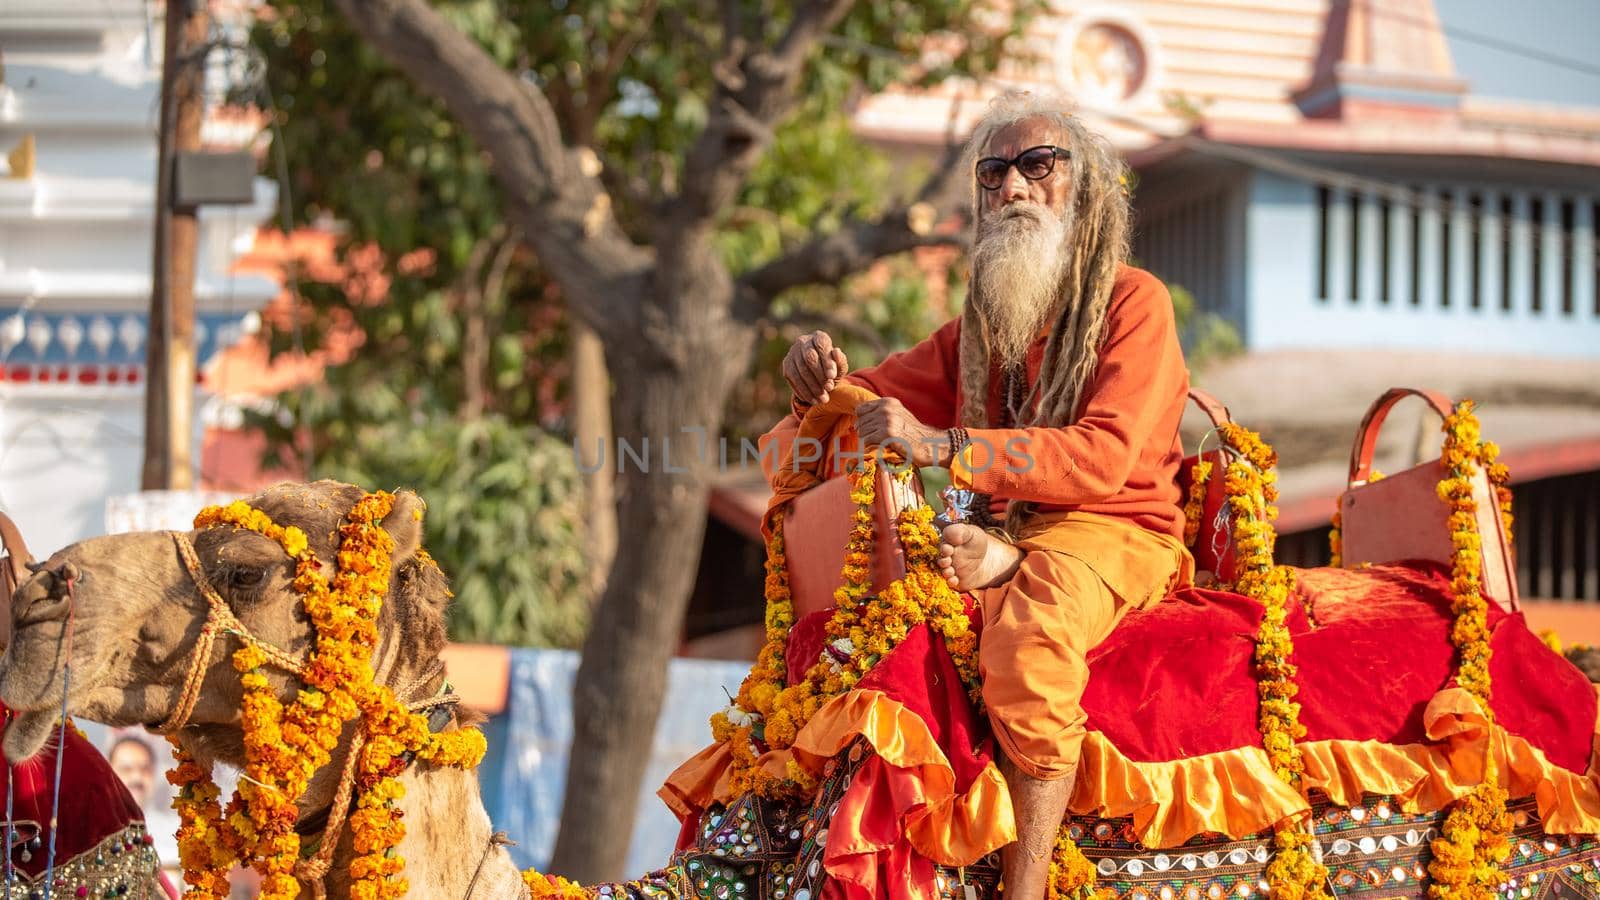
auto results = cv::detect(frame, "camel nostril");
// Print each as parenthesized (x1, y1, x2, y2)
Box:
(58, 561, 83, 585)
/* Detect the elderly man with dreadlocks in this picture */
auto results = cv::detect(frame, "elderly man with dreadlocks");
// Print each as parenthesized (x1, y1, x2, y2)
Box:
(769, 90, 1194, 898)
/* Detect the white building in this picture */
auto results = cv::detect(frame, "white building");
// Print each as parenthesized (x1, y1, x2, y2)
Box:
(0, 1, 277, 556)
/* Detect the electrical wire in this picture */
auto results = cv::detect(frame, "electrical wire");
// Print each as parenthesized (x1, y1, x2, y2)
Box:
(1351, 0, 1600, 81)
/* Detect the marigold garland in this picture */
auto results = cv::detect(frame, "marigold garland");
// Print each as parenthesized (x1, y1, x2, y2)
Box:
(1181, 459, 1212, 549)
(1212, 423, 1330, 899)
(1427, 401, 1513, 899)
(711, 451, 1087, 895)
(168, 744, 237, 899)
(1328, 469, 1380, 568)
(711, 458, 879, 798)
(1046, 826, 1114, 900)
(169, 492, 487, 900)
(1327, 509, 1341, 569)
(896, 503, 984, 709)
(522, 870, 588, 898)
(710, 457, 988, 807)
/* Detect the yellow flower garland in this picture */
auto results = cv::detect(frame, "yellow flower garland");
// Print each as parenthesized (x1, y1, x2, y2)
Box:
(1213, 423, 1330, 900)
(523, 870, 589, 898)
(1427, 401, 1513, 899)
(896, 504, 984, 708)
(1181, 459, 1212, 549)
(710, 458, 881, 799)
(1320, 400, 1517, 897)
(1046, 826, 1114, 900)
(711, 455, 1087, 896)
(1328, 469, 1380, 568)
(668, 457, 977, 808)
(708, 457, 989, 806)
(169, 744, 238, 898)
(168, 494, 487, 900)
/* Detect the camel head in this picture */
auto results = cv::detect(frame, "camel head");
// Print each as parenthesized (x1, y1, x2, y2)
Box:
(0, 481, 449, 764)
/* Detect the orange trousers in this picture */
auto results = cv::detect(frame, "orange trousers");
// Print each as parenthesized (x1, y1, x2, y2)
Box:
(977, 511, 1193, 781)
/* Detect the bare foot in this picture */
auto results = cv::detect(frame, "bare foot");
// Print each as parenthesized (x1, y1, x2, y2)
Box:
(937, 523, 1024, 591)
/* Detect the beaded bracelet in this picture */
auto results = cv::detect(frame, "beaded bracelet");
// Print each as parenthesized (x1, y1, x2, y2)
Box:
(945, 426, 970, 468)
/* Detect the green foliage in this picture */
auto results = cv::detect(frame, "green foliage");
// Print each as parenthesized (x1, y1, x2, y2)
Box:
(249, 0, 572, 433)
(246, 0, 1039, 645)
(247, 1, 579, 647)
(1167, 282, 1243, 371)
(315, 416, 590, 648)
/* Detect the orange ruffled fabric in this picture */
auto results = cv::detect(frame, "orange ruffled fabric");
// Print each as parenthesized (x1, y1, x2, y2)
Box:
(659, 687, 1015, 869)
(661, 681, 1600, 885)
(1071, 684, 1600, 849)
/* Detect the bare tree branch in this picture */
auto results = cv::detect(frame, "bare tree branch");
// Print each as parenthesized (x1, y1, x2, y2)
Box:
(586, 0, 661, 108)
(734, 140, 972, 310)
(736, 217, 965, 308)
(328, 0, 651, 341)
(457, 235, 497, 421)
(593, 147, 658, 233)
(719, 0, 746, 61)
(483, 229, 521, 309)
(663, 0, 860, 258)
(772, 0, 855, 71)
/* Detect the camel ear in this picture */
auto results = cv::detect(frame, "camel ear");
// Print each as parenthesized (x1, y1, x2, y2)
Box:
(381, 490, 427, 564)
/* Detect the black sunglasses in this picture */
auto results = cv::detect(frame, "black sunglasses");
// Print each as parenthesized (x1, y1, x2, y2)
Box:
(974, 145, 1071, 191)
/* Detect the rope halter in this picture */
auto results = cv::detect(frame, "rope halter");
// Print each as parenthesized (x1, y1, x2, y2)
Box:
(153, 494, 472, 900)
(155, 530, 307, 735)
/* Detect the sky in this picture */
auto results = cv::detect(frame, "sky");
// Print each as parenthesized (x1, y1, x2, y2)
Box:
(1435, 0, 1600, 108)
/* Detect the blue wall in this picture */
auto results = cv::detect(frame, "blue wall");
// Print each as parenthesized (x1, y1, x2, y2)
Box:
(476, 648, 751, 876)
(1242, 170, 1600, 355)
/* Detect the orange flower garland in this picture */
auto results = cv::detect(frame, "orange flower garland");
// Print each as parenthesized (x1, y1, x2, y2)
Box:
(711, 458, 880, 798)
(1182, 459, 1212, 549)
(169, 493, 487, 900)
(523, 870, 589, 898)
(1427, 401, 1513, 898)
(1328, 469, 1380, 568)
(710, 456, 987, 809)
(1046, 826, 1114, 900)
(896, 503, 983, 707)
(169, 744, 238, 899)
(1213, 424, 1330, 899)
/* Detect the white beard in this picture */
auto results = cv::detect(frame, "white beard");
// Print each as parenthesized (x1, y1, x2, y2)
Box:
(971, 203, 1069, 369)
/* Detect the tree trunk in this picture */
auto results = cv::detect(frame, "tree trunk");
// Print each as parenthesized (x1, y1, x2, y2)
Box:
(548, 316, 748, 881)
(571, 322, 616, 601)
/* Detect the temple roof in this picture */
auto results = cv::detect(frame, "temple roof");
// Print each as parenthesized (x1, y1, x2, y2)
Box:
(848, 0, 1600, 166)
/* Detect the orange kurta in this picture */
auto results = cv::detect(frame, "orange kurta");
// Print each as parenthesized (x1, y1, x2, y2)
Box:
(760, 265, 1190, 541)
(758, 264, 1194, 779)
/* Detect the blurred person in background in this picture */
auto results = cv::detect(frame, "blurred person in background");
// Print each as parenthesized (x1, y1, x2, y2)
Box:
(109, 735, 182, 869)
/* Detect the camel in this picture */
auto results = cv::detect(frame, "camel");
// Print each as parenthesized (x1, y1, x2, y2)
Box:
(0, 481, 526, 899)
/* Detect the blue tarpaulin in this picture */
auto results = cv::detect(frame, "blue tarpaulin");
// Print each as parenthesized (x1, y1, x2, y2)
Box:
(477, 648, 751, 875)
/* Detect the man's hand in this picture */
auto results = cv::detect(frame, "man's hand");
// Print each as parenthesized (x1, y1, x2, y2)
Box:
(782, 331, 850, 406)
(854, 398, 947, 468)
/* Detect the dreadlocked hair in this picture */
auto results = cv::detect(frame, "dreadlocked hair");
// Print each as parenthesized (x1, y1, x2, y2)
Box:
(955, 90, 1132, 535)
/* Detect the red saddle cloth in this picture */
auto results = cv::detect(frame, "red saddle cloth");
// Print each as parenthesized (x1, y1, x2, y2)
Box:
(1080, 561, 1593, 772)
(788, 560, 1594, 775)
(0, 710, 161, 891)
(768, 560, 1597, 898)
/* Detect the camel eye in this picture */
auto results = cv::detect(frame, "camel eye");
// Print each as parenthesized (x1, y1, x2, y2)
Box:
(228, 567, 267, 591)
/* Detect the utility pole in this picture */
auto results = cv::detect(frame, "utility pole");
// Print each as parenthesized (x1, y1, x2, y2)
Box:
(143, 0, 209, 490)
